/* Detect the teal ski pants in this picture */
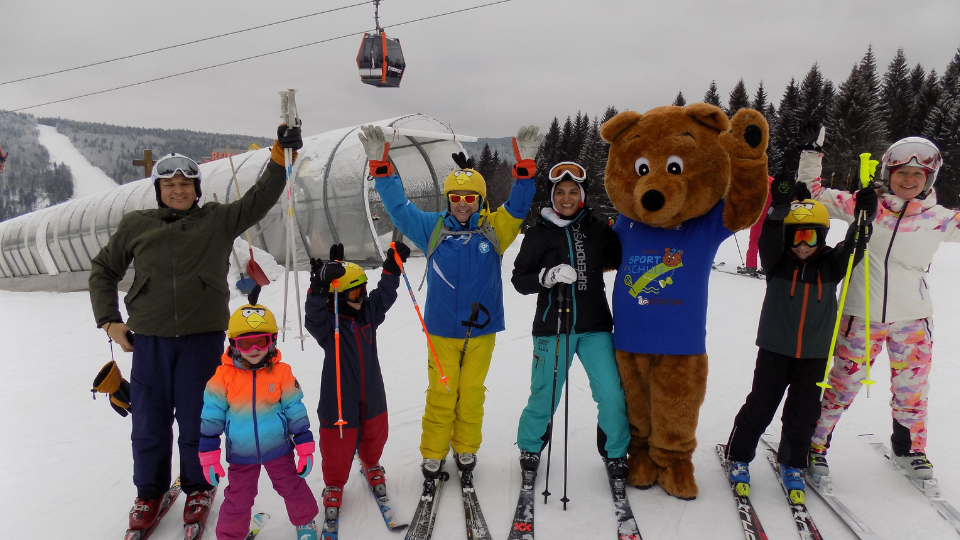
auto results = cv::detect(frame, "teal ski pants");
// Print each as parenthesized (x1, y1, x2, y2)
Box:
(516, 331, 630, 458)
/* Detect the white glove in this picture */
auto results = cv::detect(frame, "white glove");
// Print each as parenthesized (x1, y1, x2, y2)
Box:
(358, 125, 387, 161)
(514, 125, 544, 161)
(540, 264, 577, 288)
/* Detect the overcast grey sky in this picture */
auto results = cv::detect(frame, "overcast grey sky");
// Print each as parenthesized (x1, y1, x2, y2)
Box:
(2, 0, 958, 139)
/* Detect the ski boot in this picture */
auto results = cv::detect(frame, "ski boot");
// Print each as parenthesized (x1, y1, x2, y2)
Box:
(604, 456, 629, 480)
(455, 453, 477, 473)
(321, 486, 342, 534)
(421, 458, 444, 479)
(894, 452, 934, 480)
(295, 519, 319, 540)
(728, 460, 751, 496)
(183, 487, 217, 524)
(519, 451, 540, 472)
(361, 462, 388, 498)
(779, 464, 805, 504)
(807, 449, 829, 477)
(128, 495, 164, 530)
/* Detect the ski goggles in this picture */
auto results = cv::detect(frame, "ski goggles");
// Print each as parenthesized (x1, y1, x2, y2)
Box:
(342, 284, 367, 302)
(448, 193, 479, 204)
(790, 228, 820, 247)
(882, 140, 942, 172)
(548, 162, 587, 183)
(154, 155, 201, 179)
(232, 333, 275, 354)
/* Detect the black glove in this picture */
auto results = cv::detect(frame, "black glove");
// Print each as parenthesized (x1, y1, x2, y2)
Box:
(382, 241, 411, 275)
(329, 243, 344, 262)
(309, 258, 346, 295)
(796, 121, 824, 152)
(277, 124, 303, 150)
(854, 186, 878, 223)
(767, 171, 797, 220)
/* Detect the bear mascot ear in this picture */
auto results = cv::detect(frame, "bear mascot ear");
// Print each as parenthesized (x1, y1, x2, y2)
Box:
(600, 110, 643, 143)
(685, 103, 731, 133)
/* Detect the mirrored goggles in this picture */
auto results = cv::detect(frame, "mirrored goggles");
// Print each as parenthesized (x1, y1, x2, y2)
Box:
(791, 228, 819, 247)
(448, 193, 478, 204)
(343, 284, 367, 302)
(233, 333, 275, 354)
(155, 155, 201, 179)
(883, 141, 942, 172)
(549, 162, 587, 183)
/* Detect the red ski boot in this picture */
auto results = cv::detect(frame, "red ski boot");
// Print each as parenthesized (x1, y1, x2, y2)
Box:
(183, 487, 217, 540)
(128, 496, 164, 530)
(361, 463, 388, 498)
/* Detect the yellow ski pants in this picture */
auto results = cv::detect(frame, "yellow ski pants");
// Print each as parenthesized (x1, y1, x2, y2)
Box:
(420, 333, 496, 459)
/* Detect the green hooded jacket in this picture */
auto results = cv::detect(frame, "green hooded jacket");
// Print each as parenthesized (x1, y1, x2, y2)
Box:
(89, 159, 286, 337)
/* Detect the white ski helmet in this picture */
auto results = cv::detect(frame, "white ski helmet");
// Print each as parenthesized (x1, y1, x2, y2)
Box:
(879, 137, 943, 198)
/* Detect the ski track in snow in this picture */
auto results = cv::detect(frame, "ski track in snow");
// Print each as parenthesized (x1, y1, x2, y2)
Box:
(36, 124, 118, 198)
(3, 228, 960, 539)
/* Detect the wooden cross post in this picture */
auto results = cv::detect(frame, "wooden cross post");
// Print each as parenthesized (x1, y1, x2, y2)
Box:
(133, 150, 157, 179)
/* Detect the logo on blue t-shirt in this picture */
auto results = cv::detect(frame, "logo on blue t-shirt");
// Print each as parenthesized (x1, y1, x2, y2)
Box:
(479, 241, 490, 254)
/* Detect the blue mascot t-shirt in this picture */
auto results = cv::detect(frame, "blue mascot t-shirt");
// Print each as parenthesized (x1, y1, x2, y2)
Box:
(612, 201, 732, 355)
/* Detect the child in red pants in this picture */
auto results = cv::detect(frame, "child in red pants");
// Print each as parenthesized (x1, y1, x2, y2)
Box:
(199, 292, 319, 540)
(304, 242, 405, 532)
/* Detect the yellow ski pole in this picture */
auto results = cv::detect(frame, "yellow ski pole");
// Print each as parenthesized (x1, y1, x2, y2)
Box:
(858, 153, 879, 396)
(817, 213, 862, 397)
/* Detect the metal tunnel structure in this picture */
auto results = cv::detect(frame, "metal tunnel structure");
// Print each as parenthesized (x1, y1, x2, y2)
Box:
(0, 113, 470, 291)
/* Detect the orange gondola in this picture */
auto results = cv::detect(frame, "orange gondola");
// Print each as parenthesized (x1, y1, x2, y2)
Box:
(356, 0, 405, 88)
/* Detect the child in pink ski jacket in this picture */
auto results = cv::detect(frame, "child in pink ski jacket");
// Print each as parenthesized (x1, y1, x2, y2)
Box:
(798, 134, 955, 481)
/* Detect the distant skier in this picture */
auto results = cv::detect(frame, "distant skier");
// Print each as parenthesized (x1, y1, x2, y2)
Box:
(87, 124, 302, 533)
(799, 133, 956, 481)
(0, 144, 8, 174)
(303, 242, 406, 530)
(360, 124, 540, 478)
(199, 294, 320, 540)
(742, 175, 773, 276)
(511, 161, 631, 479)
(724, 170, 874, 502)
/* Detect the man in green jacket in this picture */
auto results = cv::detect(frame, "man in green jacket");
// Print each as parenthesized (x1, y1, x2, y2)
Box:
(89, 125, 301, 532)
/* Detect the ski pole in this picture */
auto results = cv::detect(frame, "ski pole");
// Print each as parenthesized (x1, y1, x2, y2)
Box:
(332, 277, 347, 438)
(560, 287, 572, 510)
(278, 89, 306, 349)
(458, 302, 490, 368)
(856, 152, 880, 396)
(390, 241, 450, 392)
(542, 283, 567, 504)
(225, 145, 271, 287)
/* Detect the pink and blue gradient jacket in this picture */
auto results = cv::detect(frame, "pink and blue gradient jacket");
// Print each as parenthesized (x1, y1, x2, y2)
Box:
(199, 350, 313, 465)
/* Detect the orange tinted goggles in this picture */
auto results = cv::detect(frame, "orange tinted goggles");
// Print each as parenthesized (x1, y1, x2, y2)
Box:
(791, 229, 819, 247)
(448, 193, 478, 204)
(233, 333, 274, 353)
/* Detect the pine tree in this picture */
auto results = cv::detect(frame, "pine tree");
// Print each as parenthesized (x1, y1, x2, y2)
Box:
(770, 78, 801, 173)
(880, 48, 915, 143)
(573, 111, 591, 157)
(924, 48, 960, 207)
(557, 116, 577, 162)
(798, 63, 830, 128)
(530, 117, 562, 224)
(577, 120, 616, 221)
(751, 81, 769, 116)
(601, 106, 619, 124)
(475, 143, 497, 180)
(703, 80, 722, 108)
(672, 92, 687, 107)
(727, 79, 750, 117)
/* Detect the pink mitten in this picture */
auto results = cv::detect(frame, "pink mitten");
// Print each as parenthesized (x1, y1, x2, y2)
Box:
(295, 442, 315, 478)
(198, 450, 225, 486)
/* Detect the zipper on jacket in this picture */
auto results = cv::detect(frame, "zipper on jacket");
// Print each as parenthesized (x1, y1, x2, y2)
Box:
(881, 205, 908, 323)
(564, 228, 579, 332)
(796, 283, 810, 357)
(251, 370, 262, 462)
(168, 223, 180, 336)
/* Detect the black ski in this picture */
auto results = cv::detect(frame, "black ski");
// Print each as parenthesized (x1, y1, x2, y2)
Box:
(761, 436, 880, 540)
(124, 477, 183, 540)
(507, 469, 537, 540)
(764, 448, 823, 540)
(715, 445, 768, 540)
(861, 433, 960, 534)
(404, 470, 450, 540)
(607, 466, 642, 540)
(458, 469, 492, 539)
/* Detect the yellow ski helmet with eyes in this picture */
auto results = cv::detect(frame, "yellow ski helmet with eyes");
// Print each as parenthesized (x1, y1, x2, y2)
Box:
(784, 199, 830, 229)
(228, 303, 279, 338)
(328, 262, 368, 293)
(443, 168, 487, 199)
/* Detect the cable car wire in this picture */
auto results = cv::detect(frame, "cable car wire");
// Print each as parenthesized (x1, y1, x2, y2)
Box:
(0, 2, 370, 87)
(7, 0, 514, 113)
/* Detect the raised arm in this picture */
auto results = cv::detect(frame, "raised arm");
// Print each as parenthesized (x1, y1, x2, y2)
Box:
(719, 108, 770, 232)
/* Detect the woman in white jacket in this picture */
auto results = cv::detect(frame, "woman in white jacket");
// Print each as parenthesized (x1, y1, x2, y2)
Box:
(799, 136, 953, 481)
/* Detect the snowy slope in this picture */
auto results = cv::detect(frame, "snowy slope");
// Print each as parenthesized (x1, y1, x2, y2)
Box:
(3, 228, 959, 540)
(36, 124, 118, 198)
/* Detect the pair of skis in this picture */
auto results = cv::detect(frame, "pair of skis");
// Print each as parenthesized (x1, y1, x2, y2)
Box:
(405, 458, 493, 540)
(506, 463, 642, 540)
(122, 478, 227, 540)
(711, 262, 764, 279)
(322, 463, 409, 539)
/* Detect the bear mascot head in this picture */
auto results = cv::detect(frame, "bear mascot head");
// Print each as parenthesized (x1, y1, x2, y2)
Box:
(600, 104, 769, 499)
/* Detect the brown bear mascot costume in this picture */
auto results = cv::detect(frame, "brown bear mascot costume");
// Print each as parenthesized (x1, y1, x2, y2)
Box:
(600, 104, 769, 499)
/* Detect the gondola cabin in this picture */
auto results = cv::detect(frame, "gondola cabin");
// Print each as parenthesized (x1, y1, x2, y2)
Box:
(357, 31, 405, 88)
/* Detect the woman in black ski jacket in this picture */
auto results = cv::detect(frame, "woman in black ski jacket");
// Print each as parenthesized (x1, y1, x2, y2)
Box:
(511, 161, 631, 478)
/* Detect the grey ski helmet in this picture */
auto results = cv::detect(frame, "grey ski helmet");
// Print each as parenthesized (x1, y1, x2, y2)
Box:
(151, 153, 202, 208)
(879, 137, 943, 198)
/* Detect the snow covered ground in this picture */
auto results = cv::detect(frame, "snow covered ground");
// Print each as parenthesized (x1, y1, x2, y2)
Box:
(3, 227, 960, 540)
(36, 124, 118, 198)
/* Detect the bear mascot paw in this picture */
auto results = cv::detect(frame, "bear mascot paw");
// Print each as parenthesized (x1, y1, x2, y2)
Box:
(602, 104, 769, 500)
